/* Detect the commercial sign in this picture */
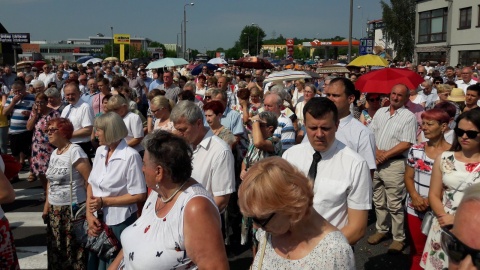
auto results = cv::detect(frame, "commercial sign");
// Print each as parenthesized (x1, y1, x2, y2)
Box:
(286, 38, 294, 57)
(359, 38, 374, 55)
(114, 34, 130, 44)
(0, 33, 30, 43)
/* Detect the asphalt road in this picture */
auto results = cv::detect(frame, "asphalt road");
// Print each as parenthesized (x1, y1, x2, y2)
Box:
(5, 172, 412, 270)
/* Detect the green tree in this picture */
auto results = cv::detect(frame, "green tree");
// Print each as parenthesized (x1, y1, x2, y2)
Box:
(238, 25, 266, 56)
(275, 48, 286, 58)
(381, 0, 415, 61)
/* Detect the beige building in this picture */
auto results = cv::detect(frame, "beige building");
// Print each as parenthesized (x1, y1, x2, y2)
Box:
(415, 0, 480, 66)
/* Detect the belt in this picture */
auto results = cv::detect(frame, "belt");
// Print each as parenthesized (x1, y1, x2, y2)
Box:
(388, 155, 405, 161)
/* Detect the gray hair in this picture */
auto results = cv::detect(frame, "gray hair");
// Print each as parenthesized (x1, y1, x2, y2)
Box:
(32, 80, 45, 88)
(259, 111, 278, 130)
(264, 92, 283, 106)
(94, 112, 128, 145)
(170, 100, 203, 124)
(460, 183, 480, 204)
(237, 81, 248, 89)
(183, 81, 196, 91)
(44, 87, 60, 98)
(268, 85, 290, 102)
(209, 88, 227, 102)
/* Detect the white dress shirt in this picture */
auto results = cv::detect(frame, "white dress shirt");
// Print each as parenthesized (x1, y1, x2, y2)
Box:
(283, 140, 372, 229)
(191, 129, 235, 197)
(60, 99, 94, 143)
(88, 139, 146, 226)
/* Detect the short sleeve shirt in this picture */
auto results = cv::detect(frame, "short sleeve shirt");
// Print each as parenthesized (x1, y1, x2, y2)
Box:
(5, 93, 35, 134)
(123, 112, 144, 152)
(60, 99, 94, 143)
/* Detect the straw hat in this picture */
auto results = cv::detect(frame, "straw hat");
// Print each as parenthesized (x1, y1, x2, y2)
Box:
(448, 88, 465, 102)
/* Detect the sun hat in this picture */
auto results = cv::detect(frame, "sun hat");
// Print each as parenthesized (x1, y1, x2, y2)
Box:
(448, 88, 465, 102)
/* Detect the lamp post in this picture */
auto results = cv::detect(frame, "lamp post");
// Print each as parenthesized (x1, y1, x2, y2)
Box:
(180, 22, 184, 58)
(358, 5, 364, 38)
(348, 0, 353, 63)
(184, 2, 194, 61)
(252, 23, 259, 56)
(243, 32, 250, 52)
(177, 33, 181, 58)
(110, 26, 113, 57)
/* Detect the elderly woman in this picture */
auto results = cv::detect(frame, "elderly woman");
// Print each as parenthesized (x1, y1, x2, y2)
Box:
(295, 83, 316, 129)
(27, 93, 60, 187)
(86, 112, 146, 269)
(404, 109, 452, 270)
(0, 157, 19, 269)
(359, 93, 384, 127)
(203, 100, 236, 148)
(239, 157, 355, 269)
(421, 109, 480, 269)
(44, 87, 67, 114)
(43, 118, 91, 269)
(195, 74, 207, 98)
(150, 95, 175, 132)
(109, 131, 228, 270)
(291, 79, 305, 107)
(106, 95, 144, 154)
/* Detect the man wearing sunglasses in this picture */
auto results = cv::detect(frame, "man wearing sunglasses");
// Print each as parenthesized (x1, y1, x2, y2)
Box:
(441, 183, 480, 269)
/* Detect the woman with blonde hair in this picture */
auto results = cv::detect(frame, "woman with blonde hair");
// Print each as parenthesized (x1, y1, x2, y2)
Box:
(291, 79, 305, 107)
(150, 95, 175, 132)
(239, 156, 355, 269)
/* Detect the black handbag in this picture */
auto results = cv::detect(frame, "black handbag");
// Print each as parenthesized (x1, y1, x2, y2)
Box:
(84, 212, 121, 260)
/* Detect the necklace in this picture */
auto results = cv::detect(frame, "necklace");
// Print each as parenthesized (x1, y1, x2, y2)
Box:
(159, 180, 188, 203)
(58, 142, 71, 155)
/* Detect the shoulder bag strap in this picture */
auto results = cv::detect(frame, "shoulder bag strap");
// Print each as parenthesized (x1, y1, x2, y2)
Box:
(69, 146, 74, 219)
(257, 232, 268, 270)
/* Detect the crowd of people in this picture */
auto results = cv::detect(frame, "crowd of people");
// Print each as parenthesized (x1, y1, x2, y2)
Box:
(0, 57, 480, 269)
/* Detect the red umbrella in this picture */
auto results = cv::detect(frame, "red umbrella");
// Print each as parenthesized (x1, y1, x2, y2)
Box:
(234, 57, 274, 69)
(355, 68, 424, 94)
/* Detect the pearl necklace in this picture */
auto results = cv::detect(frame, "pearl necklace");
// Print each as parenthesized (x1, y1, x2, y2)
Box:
(159, 180, 188, 203)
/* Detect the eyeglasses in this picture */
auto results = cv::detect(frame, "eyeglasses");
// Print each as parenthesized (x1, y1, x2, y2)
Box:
(204, 96, 212, 100)
(87, 72, 94, 75)
(35, 101, 46, 105)
(46, 128, 59, 134)
(417, 72, 425, 75)
(151, 107, 163, 113)
(368, 97, 381, 102)
(252, 213, 275, 228)
(454, 128, 480, 139)
(441, 225, 480, 268)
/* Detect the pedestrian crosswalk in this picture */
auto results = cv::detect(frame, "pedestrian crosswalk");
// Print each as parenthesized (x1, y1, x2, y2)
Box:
(4, 171, 48, 270)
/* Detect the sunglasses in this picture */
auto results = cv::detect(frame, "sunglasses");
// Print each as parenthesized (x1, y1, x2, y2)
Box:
(434, 81, 442, 84)
(151, 107, 163, 113)
(252, 213, 275, 228)
(204, 96, 212, 100)
(368, 97, 381, 102)
(454, 128, 480, 139)
(417, 72, 425, 75)
(441, 225, 480, 268)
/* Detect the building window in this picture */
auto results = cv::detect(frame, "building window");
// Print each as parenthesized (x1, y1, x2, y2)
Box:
(478, 5, 480, 27)
(418, 51, 447, 64)
(459, 7, 472, 29)
(458, 50, 480, 66)
(418, 8, 448, 43)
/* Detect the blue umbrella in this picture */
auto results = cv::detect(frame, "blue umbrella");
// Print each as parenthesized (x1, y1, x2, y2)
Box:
(76, 56, 93, 64)
(191, 63, 217, 75)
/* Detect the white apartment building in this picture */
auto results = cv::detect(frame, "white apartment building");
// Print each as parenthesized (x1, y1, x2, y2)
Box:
(415, 0, 480, 66)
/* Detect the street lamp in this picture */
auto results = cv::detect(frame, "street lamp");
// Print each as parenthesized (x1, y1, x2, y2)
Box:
(110, 26, 113, 57)
(184, 2, 194, 61)
(252, 23, 259, 56)
(348, 0, 353, 63)
(243, 32, 250, 52)
(358, 5, 364, 39)
(177, 33, 181, 58)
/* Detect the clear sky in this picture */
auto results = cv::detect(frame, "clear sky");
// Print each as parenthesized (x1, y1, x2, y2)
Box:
(0, 0, 387, 51)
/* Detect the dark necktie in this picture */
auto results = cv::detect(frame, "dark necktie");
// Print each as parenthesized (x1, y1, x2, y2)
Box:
(308, 151, 322, 181)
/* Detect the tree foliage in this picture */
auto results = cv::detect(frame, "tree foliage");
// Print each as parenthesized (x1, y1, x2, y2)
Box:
(238, 25, 266, 56)
(381, 0, 415, 61)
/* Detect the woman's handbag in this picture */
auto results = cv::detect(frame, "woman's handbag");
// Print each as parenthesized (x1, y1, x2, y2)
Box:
(84, 212, 121, 260)
(420, 211, 435, 236)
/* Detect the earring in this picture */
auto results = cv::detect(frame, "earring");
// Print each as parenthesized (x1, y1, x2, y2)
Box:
(155, 184, 160, 189)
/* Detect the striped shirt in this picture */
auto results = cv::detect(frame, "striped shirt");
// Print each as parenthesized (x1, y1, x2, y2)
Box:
(274, 114, 295, 152)
(369, 106, 417, 152)
(5, 93, 35, 134)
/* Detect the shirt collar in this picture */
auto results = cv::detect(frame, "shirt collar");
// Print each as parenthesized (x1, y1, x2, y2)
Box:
(99, 139, 128, 161)
(196, 128, 213, 151)
(306, 138, 338, 160)
(339, 114, 353, 128)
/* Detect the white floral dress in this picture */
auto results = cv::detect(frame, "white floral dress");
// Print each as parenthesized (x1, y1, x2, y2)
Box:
(421, 151, 480, 269)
